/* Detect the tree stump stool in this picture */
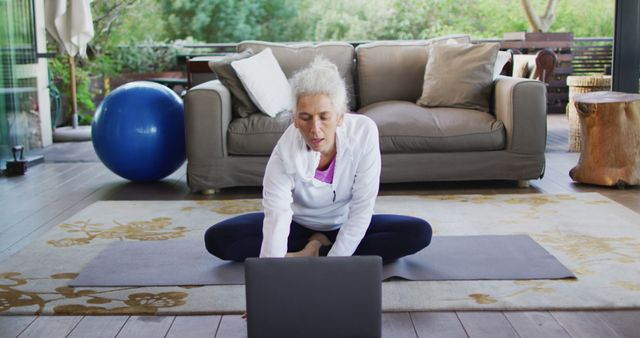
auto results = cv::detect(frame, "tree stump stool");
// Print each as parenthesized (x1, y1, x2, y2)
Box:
(569, 91, 640, 187)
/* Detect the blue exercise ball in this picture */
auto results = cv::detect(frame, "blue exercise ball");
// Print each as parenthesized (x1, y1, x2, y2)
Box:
(92, 81, 185, 181)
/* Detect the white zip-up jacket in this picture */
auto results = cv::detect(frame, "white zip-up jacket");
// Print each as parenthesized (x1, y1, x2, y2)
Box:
(260, 113, 381, 257)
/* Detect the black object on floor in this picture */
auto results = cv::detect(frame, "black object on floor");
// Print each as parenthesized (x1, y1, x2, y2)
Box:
(5, 145, 28, 176)
(1, 145, 44, 176)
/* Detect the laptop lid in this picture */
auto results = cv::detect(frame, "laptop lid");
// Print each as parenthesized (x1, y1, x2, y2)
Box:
(245, 256, 382, 338)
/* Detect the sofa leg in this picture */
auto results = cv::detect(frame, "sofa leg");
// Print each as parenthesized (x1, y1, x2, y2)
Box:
(201, 189, 217, 195)
(516, 180, 530, 188)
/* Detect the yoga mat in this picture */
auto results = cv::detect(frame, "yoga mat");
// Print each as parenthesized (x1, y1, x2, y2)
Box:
(70, 235, 574, 287)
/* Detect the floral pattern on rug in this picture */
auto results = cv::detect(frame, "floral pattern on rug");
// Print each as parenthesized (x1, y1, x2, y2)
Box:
(450, 279, 578, 309)
(0, 272, 188, 315)
(468, 293, 498, 304)
(419, 194, 499, 203)
(533, 232, 640, 274)
(53, 292, 188, 315)
(180, 199, 263, 214)
(47, 217, 189, 247)
(419, 194, 578, 205)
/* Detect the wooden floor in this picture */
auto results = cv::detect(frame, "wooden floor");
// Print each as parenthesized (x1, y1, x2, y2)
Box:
(1, 114, 639, 337)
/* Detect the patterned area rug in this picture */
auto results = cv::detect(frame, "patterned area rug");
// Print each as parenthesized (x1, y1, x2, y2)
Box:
(1, 193, 640, 315)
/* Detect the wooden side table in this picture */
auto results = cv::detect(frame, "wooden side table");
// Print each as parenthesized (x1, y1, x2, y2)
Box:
(569, 91, 640, 187)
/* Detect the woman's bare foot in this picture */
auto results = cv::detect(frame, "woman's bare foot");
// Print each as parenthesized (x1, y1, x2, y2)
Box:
(285, 233, 332, 257)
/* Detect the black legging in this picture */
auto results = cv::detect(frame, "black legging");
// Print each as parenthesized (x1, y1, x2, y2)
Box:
(204, 213, 432, 262)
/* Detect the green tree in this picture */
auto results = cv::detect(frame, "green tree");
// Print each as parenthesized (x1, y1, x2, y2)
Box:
(377, 0, 491, 40)
(552, 0, 614, 37)
(99, 0, 167, 45)
(110, 0, 614, 44)
(521, 0, 558, 32)
(257, 0, 306, 41)
(289, 0, 389, 41)
(158, 0, 302, 43)
(376, 0, 613, 40)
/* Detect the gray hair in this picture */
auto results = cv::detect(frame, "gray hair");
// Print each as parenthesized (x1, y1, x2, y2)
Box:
(289, 57, 348, 115)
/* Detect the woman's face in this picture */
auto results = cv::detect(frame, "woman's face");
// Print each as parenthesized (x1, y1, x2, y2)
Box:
(294, 94, 344, 156)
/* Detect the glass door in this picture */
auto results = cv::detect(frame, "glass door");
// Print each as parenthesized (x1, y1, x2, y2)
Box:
(0, 0, 39, 168)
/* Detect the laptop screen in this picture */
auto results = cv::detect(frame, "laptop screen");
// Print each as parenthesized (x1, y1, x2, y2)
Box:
(244, 256, 382, 338)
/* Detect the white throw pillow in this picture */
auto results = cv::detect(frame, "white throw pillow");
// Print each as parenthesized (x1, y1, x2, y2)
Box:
(231, 48, 293, 117)
(493, 51, 511, 78)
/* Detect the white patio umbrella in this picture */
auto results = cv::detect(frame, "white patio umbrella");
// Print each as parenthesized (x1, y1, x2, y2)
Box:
(45, 0, 94, 129)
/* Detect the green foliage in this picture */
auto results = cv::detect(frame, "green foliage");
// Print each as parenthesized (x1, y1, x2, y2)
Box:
(157, 0, 303, 42)
(152, 0, 613, 43)
(48, 58, 96, 125)
(371, 0, 614, 41)
(97, 0, 167, 46)
(293, 0, 390, 41)
(0, 0, 34, 45)
(89, 0, 162, 54)
(109, 39, 179, 73)
(553, 0, 614, 37)
(91, 0, 614, 45)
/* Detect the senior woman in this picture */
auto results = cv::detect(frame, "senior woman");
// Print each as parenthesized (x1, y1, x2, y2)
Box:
(204, 57, 432, 261)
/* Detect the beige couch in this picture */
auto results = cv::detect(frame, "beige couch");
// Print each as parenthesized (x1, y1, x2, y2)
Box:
(184, 36, 547, 192)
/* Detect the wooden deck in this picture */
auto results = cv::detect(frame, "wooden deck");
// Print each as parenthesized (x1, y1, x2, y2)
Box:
(1, 114, 639, 337)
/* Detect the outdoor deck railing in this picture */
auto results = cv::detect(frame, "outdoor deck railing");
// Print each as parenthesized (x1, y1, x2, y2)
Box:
(571, 37, 613, 75)
(168, 36, 613, 76)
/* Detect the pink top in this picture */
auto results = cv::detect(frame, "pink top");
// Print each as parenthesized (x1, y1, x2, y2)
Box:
(314, 156, 336, 184)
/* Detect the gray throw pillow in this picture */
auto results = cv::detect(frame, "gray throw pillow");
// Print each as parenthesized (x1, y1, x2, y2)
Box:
(417, 43, 499, 112)
(208, 49, 259, 118)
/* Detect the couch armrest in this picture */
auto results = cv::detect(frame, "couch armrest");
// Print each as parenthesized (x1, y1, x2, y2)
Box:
(493, 76, 547, 154)
(184, 80, 232, 161)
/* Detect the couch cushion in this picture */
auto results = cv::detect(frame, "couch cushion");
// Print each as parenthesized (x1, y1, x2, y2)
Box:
(355, 35, 470, 108)
(227, 111, 292, 155)
(358, 101, 505, 153)
(208, 49, 259, 118)
(417, 42, 499, 112)
(237, 41, 356, 111)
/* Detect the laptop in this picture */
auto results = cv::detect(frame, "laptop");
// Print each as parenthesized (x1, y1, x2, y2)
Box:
(244, 256, 382, 338)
